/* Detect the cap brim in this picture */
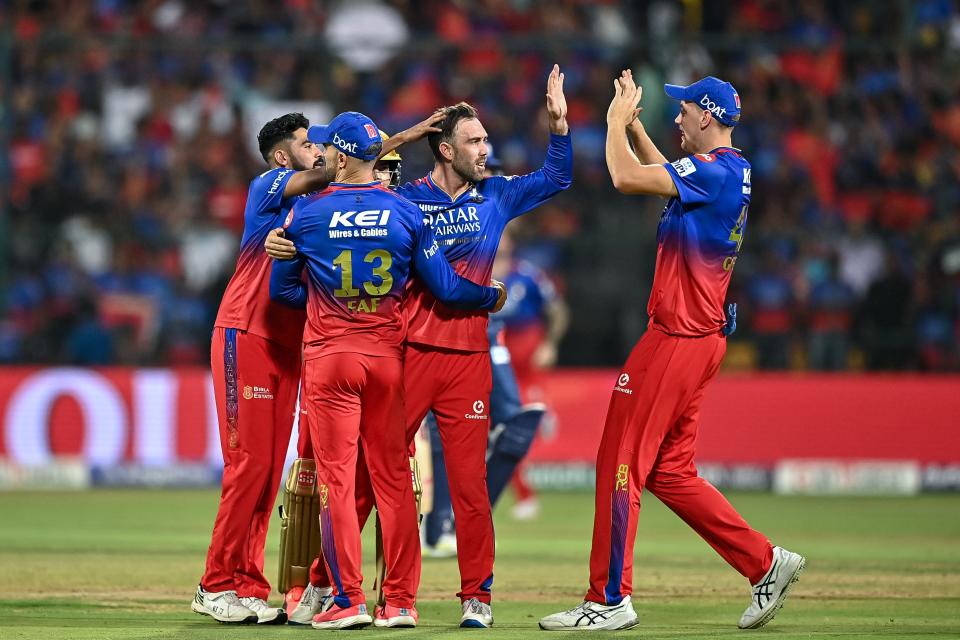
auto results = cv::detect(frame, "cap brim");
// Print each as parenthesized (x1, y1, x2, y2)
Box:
(663, 84, 689, 101)
(307, 125, 330, 144)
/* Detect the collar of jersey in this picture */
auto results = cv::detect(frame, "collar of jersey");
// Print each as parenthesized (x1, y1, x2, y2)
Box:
(329, 181, 381, 188)
(706, 146, 743, 156)
(425, 172, 476, 203)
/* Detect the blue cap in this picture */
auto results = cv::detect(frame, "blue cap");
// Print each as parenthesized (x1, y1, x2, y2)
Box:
(664, 76, 741, 127)
(484, 142, 502, 170)
(307, 111, 383, 161)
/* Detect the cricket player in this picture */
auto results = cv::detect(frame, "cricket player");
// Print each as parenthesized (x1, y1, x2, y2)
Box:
(193, 113, 334, 624)
(269, 111, 506, 630)
(539, 72, 805, 632)
(266, 65, 573, 628)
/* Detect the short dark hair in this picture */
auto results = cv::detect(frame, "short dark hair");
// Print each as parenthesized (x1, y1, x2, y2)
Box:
(257, 113, 309, 163)
(427, 102, 479, 162)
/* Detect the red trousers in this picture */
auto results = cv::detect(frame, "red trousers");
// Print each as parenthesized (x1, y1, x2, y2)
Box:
(352, 343, 495, 603)
(203, 328, 300, 599)
(302, 352, 420, 609)
(587, 328, 773, 605)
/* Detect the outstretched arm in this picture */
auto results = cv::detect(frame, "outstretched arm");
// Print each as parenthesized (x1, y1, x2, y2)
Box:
(377, 110, 445, 160)
(413, 223, 506, 311)
(283, 168, 331, 198)
(606, 69, 677, 197)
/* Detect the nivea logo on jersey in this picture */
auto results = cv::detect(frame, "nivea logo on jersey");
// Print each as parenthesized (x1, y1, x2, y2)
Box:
(699, 94, 726, 119)
(332, 132, 358, 154)
(330, 209, 391, 227)
(267, 169, 292, 195)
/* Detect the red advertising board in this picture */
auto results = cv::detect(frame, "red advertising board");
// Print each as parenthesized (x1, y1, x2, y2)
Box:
(0, 368, 958, 467)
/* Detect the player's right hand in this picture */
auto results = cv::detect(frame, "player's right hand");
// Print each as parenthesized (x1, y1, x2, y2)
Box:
(265, 228, 297, 260)
(491, 279, 507, 313)
(607, 68, 642, 128)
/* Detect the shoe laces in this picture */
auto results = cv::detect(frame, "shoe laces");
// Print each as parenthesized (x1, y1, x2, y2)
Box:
(299, 585, 318, 608)
(219, 591, 244, 607)
(239, 596, 269, 612)
(465, 598, 490, 615)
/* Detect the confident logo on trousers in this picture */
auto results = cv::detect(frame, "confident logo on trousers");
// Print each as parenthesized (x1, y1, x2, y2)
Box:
(465, 400, 488, 420)
(614, 373, 633, 395)
(615, 464, 629, 491)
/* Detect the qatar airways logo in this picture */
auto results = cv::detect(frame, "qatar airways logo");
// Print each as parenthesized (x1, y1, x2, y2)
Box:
(330, 210, 391, 228)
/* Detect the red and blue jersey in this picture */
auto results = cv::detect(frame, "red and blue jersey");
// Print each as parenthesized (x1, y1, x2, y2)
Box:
(652, 147, 751, 336)
(269, 182, 501, 360)
(214, 167, 307, 349)
(397, 133, 572, 352)
(492, 259, 557, 332)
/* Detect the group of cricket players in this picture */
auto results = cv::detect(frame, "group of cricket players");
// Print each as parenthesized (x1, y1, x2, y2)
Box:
(190, 64, 805, 631)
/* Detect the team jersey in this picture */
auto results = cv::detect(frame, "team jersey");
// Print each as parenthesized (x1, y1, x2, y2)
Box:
(397, 133, 572, 352)
(214, 167, 307, 349)
(496, 259, 557, 330)
(269, 182, 501, 360)
(651, 147, 751, 336)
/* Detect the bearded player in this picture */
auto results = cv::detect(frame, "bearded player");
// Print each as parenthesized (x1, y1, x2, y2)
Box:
(192, 113, 333, 625)
(266, 65, 572, 627)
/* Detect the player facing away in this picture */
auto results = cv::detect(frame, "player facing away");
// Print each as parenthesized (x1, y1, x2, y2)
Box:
(265, 65, 573, 628)
(193, 113, 334, 625)
(269, 111, 507, 630)
(539, 73, 805, 632)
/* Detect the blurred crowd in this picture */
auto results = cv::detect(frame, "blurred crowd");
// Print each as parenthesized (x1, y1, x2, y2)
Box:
(1, 0, 958, 370)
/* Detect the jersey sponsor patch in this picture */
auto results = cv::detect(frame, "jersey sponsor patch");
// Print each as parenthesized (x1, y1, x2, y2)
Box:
(671, 157, 697, 177)
(695, 153, 716, 162)
(283, 210, 294, 228)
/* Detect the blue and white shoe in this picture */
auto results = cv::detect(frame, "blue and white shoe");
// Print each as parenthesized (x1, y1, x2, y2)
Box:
(460, 598, 493, 628)
(538, 596, 638, 631)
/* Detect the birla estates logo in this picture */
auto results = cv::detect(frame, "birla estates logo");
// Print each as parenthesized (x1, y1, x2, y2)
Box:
(243, 385, 274, 400)
(465, 399, 487, 420)
(614, 373, 633, 395)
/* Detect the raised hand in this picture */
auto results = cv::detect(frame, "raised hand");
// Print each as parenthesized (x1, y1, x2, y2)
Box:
(607, 69, 642, 128)
(545, 64, 569, 135)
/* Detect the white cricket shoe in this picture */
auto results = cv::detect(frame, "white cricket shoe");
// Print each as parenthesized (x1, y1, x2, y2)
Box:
(191, 585, 257, 624)
(424, 532, 458, 559)
(539, 596, 639, 631)
(288, 584, 334, 625)
(460, 598, 493, 628)
(738, 546, 806, 629)
(511, 497, 541, 521)
(238, 596, 286, 625)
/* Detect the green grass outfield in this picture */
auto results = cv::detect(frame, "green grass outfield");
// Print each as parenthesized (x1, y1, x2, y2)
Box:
(0, 489, 958, 639)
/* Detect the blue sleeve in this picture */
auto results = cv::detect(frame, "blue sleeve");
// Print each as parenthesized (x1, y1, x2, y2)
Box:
(493, 133, 573, 220)
(412, 218, 500, 310)
(268, 201, 307, 308)
(270, 255, 307, 309)
(250, 168, 296, 215)
(662, 155, 726, 207)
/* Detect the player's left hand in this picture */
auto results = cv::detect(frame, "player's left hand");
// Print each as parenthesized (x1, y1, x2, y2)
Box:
(545, 64, 569, 135)
(607, 69, 642, 128)
(491, 279, 508, 313)
(265, 228, 297, 260)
